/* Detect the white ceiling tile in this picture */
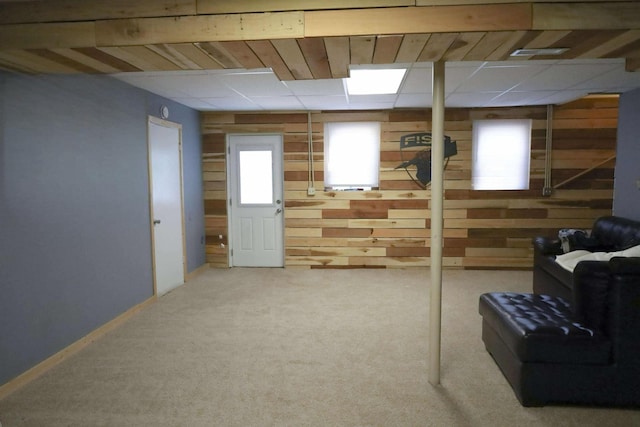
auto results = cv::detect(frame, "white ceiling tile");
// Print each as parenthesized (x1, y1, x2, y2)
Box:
(400, 67, 432, 94)
(514, 63, 619, 91)
(531, 90, 592, 106)
(198, 97, 261, 110)
(445, 92, 503, 107)
(572, 67, 640, 92)
(395, 93, 432, 108)
(217, 73, 292, 96)
(111, 59, 640, 111)
(283, 79, 345, 96)
(298, 95, 350, 110)
(251, 96, 305, 110)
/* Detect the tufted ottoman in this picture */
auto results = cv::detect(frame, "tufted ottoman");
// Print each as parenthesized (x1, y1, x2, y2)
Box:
(479, 292, 613, 406)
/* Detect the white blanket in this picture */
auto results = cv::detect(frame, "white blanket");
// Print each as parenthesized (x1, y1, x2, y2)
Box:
(555, 244, 640, 272)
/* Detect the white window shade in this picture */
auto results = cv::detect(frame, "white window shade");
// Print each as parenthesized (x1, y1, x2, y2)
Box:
(472, 119, 532, 190)
(324, 122, 380, 190)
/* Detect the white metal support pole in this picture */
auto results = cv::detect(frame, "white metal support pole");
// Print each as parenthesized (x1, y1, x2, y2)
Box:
(429, 60, 445, 386)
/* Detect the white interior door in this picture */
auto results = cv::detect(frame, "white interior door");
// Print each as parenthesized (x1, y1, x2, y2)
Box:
(228, 134, 284, 267)
(148, 117, 185, 295)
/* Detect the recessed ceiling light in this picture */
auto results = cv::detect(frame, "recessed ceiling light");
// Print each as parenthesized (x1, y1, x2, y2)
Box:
(510, 48, 569, 57)
(345, 69, 407, 95)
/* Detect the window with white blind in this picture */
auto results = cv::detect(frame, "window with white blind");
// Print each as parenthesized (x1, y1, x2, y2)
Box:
(472, 119, 532, 190)
(324, 122, 380, 191)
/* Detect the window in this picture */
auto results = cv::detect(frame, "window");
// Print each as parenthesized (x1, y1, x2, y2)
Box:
(324, 122, 380, 190)
(238, 150, 273, 204)
(472, 119, 532, 190)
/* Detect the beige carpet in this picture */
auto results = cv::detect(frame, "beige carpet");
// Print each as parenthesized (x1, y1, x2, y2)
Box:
(0, 268, 638, 427)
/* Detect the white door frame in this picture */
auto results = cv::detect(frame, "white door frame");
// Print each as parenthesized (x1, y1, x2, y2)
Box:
(226, 133, 284, 267)
(147, 116, 187, 295)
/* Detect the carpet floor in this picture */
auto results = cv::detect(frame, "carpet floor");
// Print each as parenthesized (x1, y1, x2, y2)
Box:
(0, 268, 638, 426)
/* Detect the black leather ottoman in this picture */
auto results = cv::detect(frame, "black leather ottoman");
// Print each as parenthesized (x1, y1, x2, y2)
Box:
(479, 292, 613, 406)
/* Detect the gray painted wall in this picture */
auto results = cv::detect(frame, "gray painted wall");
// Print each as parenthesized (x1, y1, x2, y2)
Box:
(0, 73, 205, 386)
(613, 88, 640, 221)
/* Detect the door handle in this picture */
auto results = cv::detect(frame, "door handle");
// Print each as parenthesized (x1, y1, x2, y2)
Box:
(275, 208, 282, 215)
(153, 219, 161, 225)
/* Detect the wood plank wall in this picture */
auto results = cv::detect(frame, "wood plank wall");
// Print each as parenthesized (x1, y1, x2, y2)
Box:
(202, 96, 617, 269)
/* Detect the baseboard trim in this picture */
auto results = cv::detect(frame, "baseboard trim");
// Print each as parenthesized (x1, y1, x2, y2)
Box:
(0, 296, 156, 400)
(186, 263, 210, 282)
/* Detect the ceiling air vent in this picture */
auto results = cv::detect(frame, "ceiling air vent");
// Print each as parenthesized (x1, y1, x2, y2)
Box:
(510, 48, 569, 57)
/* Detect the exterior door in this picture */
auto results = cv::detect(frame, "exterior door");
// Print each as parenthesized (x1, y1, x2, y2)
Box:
(228, 134, 284, 267)
(148, 117, 185, 295)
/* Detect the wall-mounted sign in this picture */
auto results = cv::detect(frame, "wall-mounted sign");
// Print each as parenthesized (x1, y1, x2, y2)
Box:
(395, 132, 457, 189)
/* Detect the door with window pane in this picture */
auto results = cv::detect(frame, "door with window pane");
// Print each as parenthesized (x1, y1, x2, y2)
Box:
(228, 134, 284, 267)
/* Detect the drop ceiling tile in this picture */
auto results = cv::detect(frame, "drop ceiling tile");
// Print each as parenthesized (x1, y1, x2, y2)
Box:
(217, 72, 292, 97)
(445, 91, 503, 107)
(283, 79, 345, 96)
(514, 63, 619, 91)
(395, 93, 431, 108)
(298, 95, 350, 110)
(172, 98, 221, 110)
(140, 76, 234, 98)
(198, 97, 261, 110)
(572, 66, 640, 92)
(456, 64, 549, 92)
(112, 75, 190, 99)
(400, 67, 432, 94)
(250, 96, 305, 110)
(532, 90, 592, 106)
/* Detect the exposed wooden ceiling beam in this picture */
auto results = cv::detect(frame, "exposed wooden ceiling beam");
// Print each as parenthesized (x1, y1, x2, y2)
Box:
(197, 0, 414, 15)
(304, 5, 532, 37)
(95, 12, 304, 46)
(1, 2, 640, 77)
(0, 22, 95, 50)
(533, 3, 640, 30)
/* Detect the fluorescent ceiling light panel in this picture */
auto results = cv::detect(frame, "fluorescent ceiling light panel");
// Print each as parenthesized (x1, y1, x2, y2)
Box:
(346, 69, 407, 95)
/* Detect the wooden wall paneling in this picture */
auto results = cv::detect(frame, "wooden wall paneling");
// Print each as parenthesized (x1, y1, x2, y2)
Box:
(202, 96, 617, 269)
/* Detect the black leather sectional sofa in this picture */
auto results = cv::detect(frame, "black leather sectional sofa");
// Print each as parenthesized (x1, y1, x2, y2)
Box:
(533, 215, 640, 300)
(479, 215, 640, 407)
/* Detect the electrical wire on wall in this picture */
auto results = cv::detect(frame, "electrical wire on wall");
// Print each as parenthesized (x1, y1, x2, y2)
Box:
(543, 104, 553, 196)
(307, 111, 316, 196)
